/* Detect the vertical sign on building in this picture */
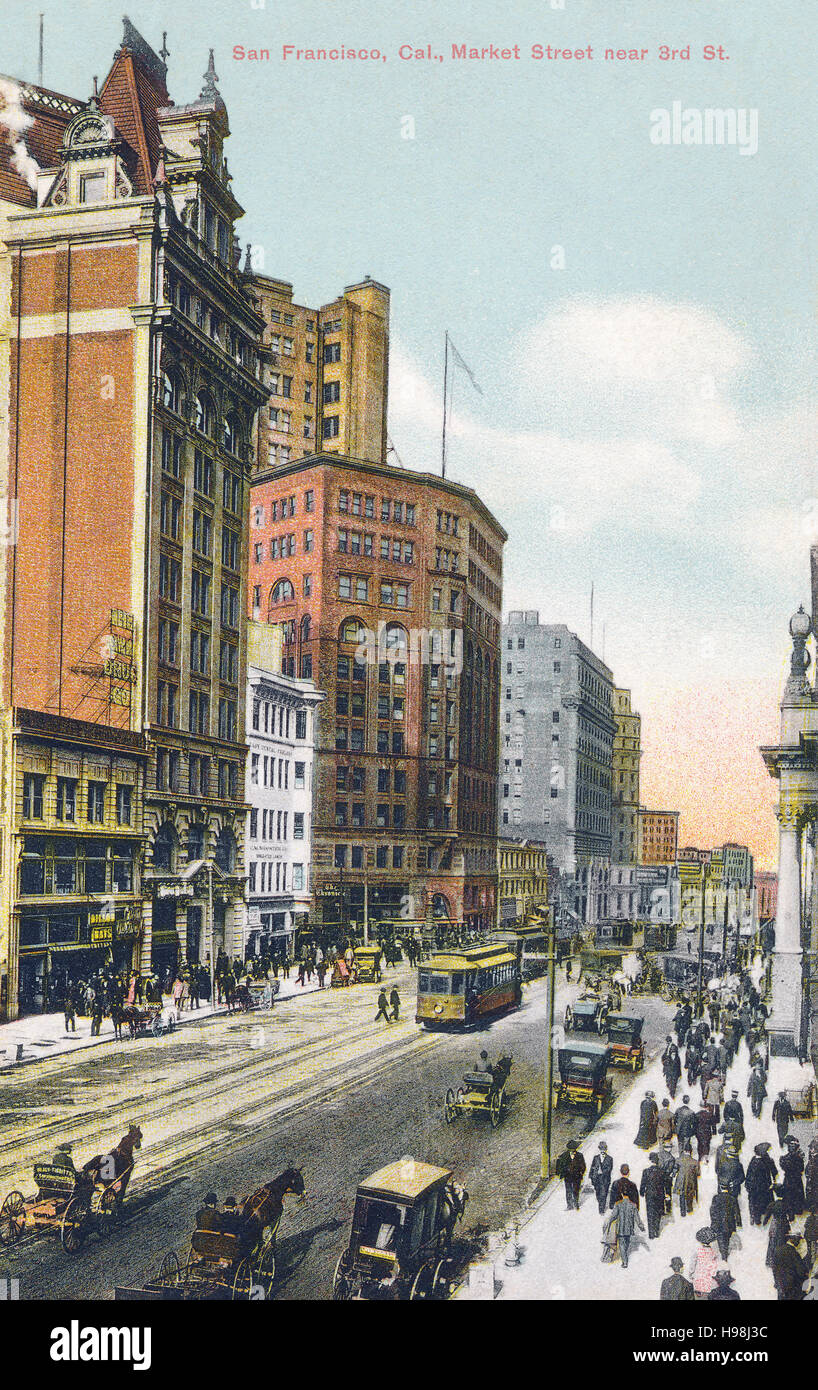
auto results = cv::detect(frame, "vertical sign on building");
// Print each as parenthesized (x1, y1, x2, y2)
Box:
(106, 609, 136, 729)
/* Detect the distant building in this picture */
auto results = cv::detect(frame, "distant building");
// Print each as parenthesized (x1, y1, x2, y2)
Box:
(249, 274, 389, 474)
(610, 688, 641, 918)
(497, 838, 549, 927)
(244, 624, 323, 960)
(499, 612, 615, 925)
(638, 808, 680, 865)
(755, 870, 777, 924)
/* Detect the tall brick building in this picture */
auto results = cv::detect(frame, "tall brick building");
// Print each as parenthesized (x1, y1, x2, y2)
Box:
(610, 686, 641, 918)
(0, 21, 266, 1011)
(250, 274, 389, 473)
(249, 454, 505, 930)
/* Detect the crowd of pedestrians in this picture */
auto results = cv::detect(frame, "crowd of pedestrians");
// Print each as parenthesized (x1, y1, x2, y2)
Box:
(553, 967, 818, 1301)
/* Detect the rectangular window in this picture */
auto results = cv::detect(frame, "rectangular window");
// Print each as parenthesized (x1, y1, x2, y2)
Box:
(294, 762, 305, 789)
(87, 781, 105, 823)
(323, 380, 341, 403)
(305, 489, 315, 512)
(322, 416, 340, 439)
(376, 846, 388, 869)
(323, 341, 341, 364)
(22, 772, 45, 819)
(115, 783, 133, 825)
(191, 569, 211, 617)
(304, 529, 314, 553)
(221, 529, 240, 571)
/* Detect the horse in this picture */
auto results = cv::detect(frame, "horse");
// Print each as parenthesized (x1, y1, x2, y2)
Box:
(238, 1166, 305, 1246)
(440, 1181, 469, 1247)
(81, 1123, 142, 1195)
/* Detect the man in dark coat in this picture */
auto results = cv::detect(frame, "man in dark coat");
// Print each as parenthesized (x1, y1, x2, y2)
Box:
(763, 1186, 791, 1268)
(674, 1095, 696, 1148)
(772, 1234, 811, 1301)
(772, 1092, 794, 1147)
(389, 985, 401, 1021)
(708, 1267, 740, 1301)
(640, 1154, 667, 1239)
(673, 1001, 692, 1048)
(660, 1256, 694, 1300)
(555, 1139, 586, 1210)
(746, 1143, 777, 1225)
(709, 1184, 739, 1261)
(662, 1039, 682, 1099)
(589, 1141, 613, 1215)
(722, 1090, 745, 1144)
(610, 1164, 640, 1210)
(695, 1103, 714, 1161)
(634, 1091, 659, 1149)
(805, 1140, 818, 1211)
(747, 1067, 767, 1120)
(684, 1041, 702, 1088)
(715, 1145, 745, 1224)
(780, 1138, 806, 1220)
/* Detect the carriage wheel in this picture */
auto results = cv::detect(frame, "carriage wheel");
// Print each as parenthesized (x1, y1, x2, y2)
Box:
(490, 1091, 502, 1128)
(157, 1250, 180, 1287)
(333, 1251, 352, 1301)
(254, 1236, 277, 1299)
(456, 1087, 466, 1112)
(444, 1088, 457, 1125)
(96, 1187, 120, 1238)
(431, 1258, 451, 1299)
(60, 1196, 89, 1253)
(150, 1014, 162, 1038)
(564, 1006, 573, 1030)
(0, 1191, 26, 1245)
(409, 1260, 434, 1300)
(231, 1258, 253, 1301)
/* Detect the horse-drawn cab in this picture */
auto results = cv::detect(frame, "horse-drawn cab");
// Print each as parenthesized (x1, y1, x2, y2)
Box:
(554, 1042, 612, 1114)
(606, 1014, 645, 1071)
(333, 1159, 467, 1301)
(444, 1055, 512, 1128)
(564, 996, 610, 1034)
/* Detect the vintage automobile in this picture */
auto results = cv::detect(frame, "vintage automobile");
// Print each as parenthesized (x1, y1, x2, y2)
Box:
(353, 945, 383, 983)
(332, 1159, 467, 1301)
(444, 1056, 512, 1129)
(553, 1042, 612, 1114)
(606, 1014, 645, 1072)
(564, 996, 610, 1034)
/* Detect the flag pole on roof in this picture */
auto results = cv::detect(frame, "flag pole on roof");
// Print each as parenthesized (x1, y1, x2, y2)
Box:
(441, 332, 483, 479)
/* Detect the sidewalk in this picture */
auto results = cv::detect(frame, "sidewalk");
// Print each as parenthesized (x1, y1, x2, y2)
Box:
(460, 1033, 817, 1301)
(0, 972, 330, 1070)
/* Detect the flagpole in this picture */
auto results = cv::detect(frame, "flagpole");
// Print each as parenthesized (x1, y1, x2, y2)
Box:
(441, 331, 449, 479)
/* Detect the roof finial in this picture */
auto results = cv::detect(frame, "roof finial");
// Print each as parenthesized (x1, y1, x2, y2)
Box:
(200, 49, 219, 102)
(159, 31, 170, 63)
(243, 243, 252, 274)
(89, 76, 99, 110)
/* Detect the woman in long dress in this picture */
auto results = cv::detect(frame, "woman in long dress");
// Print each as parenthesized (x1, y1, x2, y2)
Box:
(634, 1091, 658, 1149)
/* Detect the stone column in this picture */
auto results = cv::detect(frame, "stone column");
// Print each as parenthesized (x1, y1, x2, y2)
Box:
(769, 810, 802, 1055)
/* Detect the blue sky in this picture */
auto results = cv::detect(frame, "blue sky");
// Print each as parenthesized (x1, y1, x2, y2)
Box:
(4, 0, 816, 865)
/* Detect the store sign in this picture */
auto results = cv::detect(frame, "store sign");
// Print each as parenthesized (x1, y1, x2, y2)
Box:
(106, 609, 136, 708)
(89, 905, 141, 946)
(315, 884, 341, 900)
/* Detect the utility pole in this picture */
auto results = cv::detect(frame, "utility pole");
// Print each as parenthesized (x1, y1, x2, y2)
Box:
(696, 863, 706, 1016)
(363, 875, 369, 945)
(207, 861, 215, 1007)
(38, 14, 44, 87)
(542, 920, 557, 1181)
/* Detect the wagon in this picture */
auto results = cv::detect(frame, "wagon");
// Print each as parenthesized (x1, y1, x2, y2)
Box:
(0, 1127, 140, 1252)
(234, 979, 279, 1011)
(353, 945, 383, 983)
(122, 1003, 175, 1039)
(606, 1014, 645, 1072)
(444, 1056, 512, 1129)
(564, 997, 610, 1034)
(332, 1159, 467, 1301)
(553, 1042, 612, 1114)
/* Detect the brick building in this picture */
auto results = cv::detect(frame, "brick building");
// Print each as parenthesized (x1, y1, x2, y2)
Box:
(637, 808, 680, 865)
(249, 454, 506, 930)
(250, 274, 389, 473)
(610, 686, 641, 919)
(0, 20, 267, 1006)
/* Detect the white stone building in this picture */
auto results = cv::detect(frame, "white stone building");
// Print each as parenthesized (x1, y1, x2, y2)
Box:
(244, 650, 323, 960)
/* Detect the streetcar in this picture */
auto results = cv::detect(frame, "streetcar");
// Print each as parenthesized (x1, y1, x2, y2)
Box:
(493, 921, 551, 980)
(415, 943, 521, 1029)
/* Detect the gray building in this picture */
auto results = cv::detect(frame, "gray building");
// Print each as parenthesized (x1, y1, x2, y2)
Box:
(499, 612, 616, 925)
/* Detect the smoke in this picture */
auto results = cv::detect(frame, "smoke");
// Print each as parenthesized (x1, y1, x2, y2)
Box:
(0, 77, 41, 192)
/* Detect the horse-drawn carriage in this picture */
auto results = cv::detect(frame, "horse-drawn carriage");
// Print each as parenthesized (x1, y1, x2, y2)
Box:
(444, 1056, 512, 1129)
(121, 1002, 175, 1039)
(553, 1043, 612, 1114)
(234, 978, 280, 1011)
(332, 1159, 467, 1301)
(115, 1167, 305, 1301)
(606, 1014, 645, 1072)
(0, 1124, 141, 1252)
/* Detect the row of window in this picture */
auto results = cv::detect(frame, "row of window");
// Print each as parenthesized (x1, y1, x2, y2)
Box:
(336, 766, 408, 794)
(250, 754, 307, 789)
(338, 575, 411, 607)
(248, 808, 305, 841)
(20, 838, 135, 897)
(335, 802, 407, 829)
(160, 562, 240, 632)
(155, 749, 213, 798)
(23, 773, 132, 826)
(161, 377, 247, 458)
(167, 278, 254, 372)
(334, 844, 405, 870)
(338, 492, 415, 524)
(156, 684, 238, 740)
(336, 727, 405, 755)
(469, 523, 502, 577)
(338, 531, 415, 565)
(248, 860, 307, 893)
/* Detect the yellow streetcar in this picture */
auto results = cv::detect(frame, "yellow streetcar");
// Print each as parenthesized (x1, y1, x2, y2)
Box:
(416, 943, 521, 1029)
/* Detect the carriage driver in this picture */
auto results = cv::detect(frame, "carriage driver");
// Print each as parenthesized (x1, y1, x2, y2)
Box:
(473, 1050, 493, 1075)
(52, 1142, 76, 1174)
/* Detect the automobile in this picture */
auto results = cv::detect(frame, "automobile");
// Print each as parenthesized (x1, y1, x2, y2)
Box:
(332, 1159, 467, 1301)
(554, 1042, 612, 1114)
(605, 1014, 645, 1071)
(564, 997, 610, 1034)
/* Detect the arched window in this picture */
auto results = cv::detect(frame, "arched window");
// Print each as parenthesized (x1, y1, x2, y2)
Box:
(384, 622, 408, 660)
(195, 392, 215, 436)
(270, 579, 295, 605)
(300, 614, 311, 640)
(162, 370, 185, 415)
(340, 617, 366, 645)
(214, 827, 236, 874)
(222, 412, 242, 456)
(152, 822, 177, 872)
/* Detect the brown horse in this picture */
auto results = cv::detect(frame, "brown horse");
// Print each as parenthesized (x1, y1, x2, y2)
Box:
(238, 1167, 305, 1243)
(81, 1123, 142, 1194)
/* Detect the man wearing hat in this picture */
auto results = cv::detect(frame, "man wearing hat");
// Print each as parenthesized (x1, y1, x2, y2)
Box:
(708, 1267, 740, 1301)
(674, 1095, 696, 1148)
(709, 1183, 739, 1261)
(640, 1153, 667, 1239)
(746, 1143, 777, 1225)
(722, 1090, 745, 1148)
(662, 1037, 682, 1099)
(674, 1142, 701, 1218)
(554, 1139, 586, 1211)
(660, 1256, 694, 1300)
(656, 1140, 678, 1214)
(772, 1091, 795, 1147)
(772, 1232, 811, 1301)
(747, 1065, 767, 1120)
(52, 1142, 76, 1173)
(195, 1193, 220, 1231)
(780, 1136, 806, 1220)
(589, 1140, 613, 1215)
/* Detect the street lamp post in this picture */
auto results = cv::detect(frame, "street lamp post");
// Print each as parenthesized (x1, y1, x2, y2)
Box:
(207, 861, 215, 1006)
(696, 864, 706, 1017)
